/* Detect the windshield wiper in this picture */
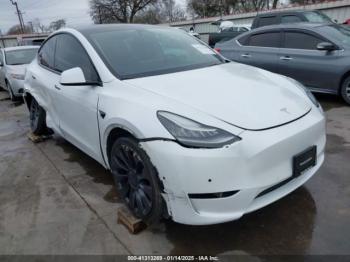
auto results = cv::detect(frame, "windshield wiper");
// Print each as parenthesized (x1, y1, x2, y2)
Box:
(8, 63, 25, 65)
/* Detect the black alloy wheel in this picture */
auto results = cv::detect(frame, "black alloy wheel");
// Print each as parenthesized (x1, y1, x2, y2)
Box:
(29, 99, 47, 135)
(110, 137, 163, 224)
(341, 76, 350, 105)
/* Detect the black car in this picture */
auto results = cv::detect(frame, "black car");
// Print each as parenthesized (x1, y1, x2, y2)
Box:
(251, 10, 333, 29)
(215, 23, 350, 104)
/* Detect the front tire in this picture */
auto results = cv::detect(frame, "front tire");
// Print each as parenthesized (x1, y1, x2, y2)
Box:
(341, 76, 350, 105)
(30, 99, 47, 135)
(109, 137, 164, 225)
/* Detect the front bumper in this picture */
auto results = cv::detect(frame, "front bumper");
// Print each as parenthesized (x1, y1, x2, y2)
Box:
(141, 107, 326, 225)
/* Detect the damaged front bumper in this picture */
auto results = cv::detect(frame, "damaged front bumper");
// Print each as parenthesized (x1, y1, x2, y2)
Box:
(140, 107, 326, 225)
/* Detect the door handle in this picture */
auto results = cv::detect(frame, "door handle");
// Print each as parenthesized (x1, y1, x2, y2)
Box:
(241, 54, 251, 58)
(280, 56, 293, 61)
(54, 85, 61, 90)
(32, 75, 36, 80)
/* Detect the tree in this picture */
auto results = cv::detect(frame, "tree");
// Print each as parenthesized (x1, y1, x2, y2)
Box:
(7, 24, 31, 35)
(90, 0, 159, 24)
(187, 0, 222, 18)
(31, 18, 49, 33)
(49, 19, 66, 31)
(133, 3, 164, 24)
(162, 0, 186, 22)
(239, 0, 267, 12)
(187, 0, 281, 17)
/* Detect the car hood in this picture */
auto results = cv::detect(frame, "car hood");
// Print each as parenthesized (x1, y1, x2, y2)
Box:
(6, 64, 27, 75)
(125, 63, 311, 130)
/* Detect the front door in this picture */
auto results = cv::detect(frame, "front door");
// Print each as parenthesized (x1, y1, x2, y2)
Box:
(53, 33, 103, 164)
(277, 30, 340, 92)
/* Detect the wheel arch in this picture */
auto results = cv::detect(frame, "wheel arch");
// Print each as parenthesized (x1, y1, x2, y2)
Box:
(23, 92, 34, 111)
(104, 125, 140, 167)
(339, 70, 350, 94)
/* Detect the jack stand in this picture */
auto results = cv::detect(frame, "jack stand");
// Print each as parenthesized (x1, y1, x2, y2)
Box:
(117, 206, 147, 234)
(28, 132, 52, 143)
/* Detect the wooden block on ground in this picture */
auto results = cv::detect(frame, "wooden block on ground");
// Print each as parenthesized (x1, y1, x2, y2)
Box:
(117, 206, 147, 234)
(27, 132, 52, 144)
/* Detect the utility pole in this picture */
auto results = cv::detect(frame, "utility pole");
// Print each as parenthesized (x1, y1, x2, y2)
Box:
(10, 0, 25, 33)
(28, 21, 34, 33)
(98, 6, 103, 24)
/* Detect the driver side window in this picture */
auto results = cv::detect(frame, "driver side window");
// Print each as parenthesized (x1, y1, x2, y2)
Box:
(38, 36, 57, 69)
(54, 34, 99, 82)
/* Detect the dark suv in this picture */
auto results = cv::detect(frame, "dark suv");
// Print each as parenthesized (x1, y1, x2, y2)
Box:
(251, 10, 333, 29)
(215, 23, 350, 104)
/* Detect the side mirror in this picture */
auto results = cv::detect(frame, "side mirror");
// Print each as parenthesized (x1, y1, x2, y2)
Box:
(317, 42, 336, 51)
(0, 61, 3, 67)
(60, 67, 86, 86)
(60, 67, 101, 86)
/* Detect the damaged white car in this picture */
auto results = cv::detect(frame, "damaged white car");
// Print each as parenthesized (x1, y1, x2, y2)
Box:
(24, 25, 326, 225)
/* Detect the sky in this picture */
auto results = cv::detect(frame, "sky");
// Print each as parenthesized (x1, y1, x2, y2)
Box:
(0, 0, 92, 34)
(0, 0, 187, 34)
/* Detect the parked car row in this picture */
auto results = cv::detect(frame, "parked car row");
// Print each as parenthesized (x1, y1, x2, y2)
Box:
(0, 46, 39, 101)
(208, 10, 334, 47)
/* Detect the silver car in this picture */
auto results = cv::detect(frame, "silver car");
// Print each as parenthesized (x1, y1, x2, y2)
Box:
(215, 23, 350, 105)
(0, 46, 39, 101)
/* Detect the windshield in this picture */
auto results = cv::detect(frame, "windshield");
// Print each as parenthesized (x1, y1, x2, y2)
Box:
(87, 27, 225, 79)
(5, 48, 38, 65)
(319, 24, 350, 46)
(304, 11, 333, 23)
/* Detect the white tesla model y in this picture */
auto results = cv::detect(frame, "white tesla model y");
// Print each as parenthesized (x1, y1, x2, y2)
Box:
(24, 25, 326, 225)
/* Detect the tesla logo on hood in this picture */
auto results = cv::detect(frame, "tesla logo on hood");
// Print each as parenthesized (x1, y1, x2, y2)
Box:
(280, 108, 291, 114)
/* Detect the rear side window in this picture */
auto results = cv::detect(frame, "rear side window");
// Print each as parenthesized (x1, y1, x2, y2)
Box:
(0, 51, 3, 65)
(248, 32, 280, 48)
(54, 34, 99, 82)
(38, 36, 57, 69)
(281, 15, 303, 24)
(284, 32, 323, 50)
(237, 34, 249, 45)
(258, 16, 278, 27)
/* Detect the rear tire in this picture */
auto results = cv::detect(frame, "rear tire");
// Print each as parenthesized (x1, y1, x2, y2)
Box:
(109, 137, 164, 225)
(341, 76, 350, 105)
(30, 99, 47, 135)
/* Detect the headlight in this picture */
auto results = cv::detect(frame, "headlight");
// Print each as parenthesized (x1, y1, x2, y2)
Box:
(288, 78, 319, 107)
(157, 111, 241, 148)
(10, 73, 25, 80)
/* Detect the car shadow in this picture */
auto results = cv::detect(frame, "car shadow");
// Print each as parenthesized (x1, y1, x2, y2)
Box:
(163, 187, 316, 256)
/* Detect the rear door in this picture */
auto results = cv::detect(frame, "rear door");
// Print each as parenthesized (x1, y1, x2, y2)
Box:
(234, 30, 282, 73)
(32, 36, 61, 130)
(277, 29, 341, 91)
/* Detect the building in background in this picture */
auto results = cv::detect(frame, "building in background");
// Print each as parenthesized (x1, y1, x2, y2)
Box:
(0, 33, 48, 48)
(168, 0, 350, 43)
